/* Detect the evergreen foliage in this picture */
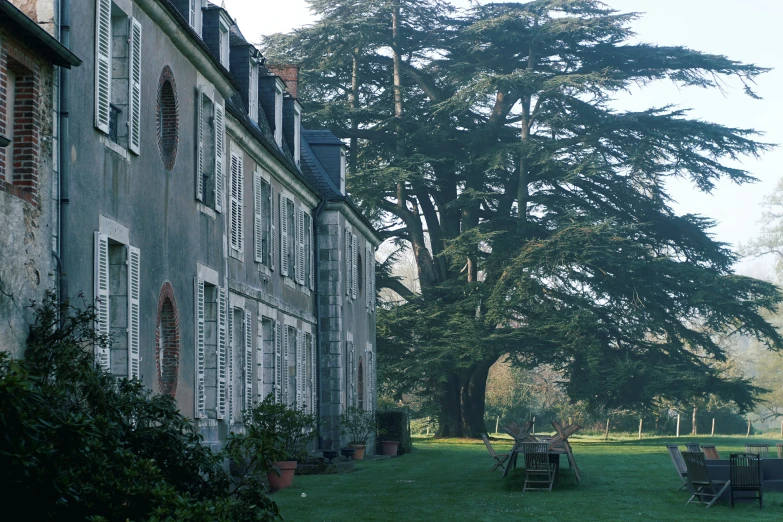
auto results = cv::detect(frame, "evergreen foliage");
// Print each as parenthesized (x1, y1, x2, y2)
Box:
(264, 0, 783, 437)
(0, 293, 280, 521)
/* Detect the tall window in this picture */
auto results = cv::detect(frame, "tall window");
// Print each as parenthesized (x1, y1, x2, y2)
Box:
(293, 105, 301, 165)
(94, 0, 141, 154)
(274, 83, 283, 146)
(229, 149, 244, 255)
(248, 60, 259, 119)
(340, 149, 347, 194)
(219, 20, 230, 68)
(253, 173, 273, 266)
(94, 232, 140, 380)
(195, 278, 227, 420)
(286, 198, 296, 279)
(195, 90, 224, 212)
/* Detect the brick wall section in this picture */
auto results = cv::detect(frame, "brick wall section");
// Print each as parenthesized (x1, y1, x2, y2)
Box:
(156, 66, 179, 171)
(267, 64, 299, 98)
(0, 31, 43, 207)
(156, 282, 181, 398)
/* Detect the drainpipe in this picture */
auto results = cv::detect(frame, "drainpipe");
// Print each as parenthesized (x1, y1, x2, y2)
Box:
(57, 0, 72, 305)
(313, 197, 326, 449)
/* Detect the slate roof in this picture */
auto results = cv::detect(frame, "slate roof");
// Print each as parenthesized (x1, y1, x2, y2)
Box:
(300, 136, 342, 200)
(301, 130, 347, 148)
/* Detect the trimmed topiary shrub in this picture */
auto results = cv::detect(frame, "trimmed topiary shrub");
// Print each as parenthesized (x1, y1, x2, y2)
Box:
(376, 410, 412, 455)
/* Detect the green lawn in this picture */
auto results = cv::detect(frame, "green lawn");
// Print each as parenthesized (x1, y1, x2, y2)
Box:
(273, 436, 783, 521)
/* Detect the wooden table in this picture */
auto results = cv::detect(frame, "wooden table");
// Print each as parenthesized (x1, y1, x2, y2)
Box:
(501, 421, 582, 483)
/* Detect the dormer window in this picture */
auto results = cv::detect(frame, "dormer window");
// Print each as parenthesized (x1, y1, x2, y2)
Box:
(219, 18, 230, 68)
(248, 59, 259, 120)
(189, 0, 195, 27)
(274, 81, 284, 146)
(294, 104, 301, 165)
(340, 149, 347, 194)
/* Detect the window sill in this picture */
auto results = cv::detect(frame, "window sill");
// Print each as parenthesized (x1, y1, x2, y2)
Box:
(197, 202, 217, 219)
(101, 135, 129, 160)
(284, 277, 296, 289)
(301, 287, 311, 297)
(229, 248, 243, 261)
(257, 263, 271, 279)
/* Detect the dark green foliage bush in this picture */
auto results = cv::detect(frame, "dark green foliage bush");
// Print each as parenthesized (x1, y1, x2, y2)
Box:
(246, 394, 318, 461)
(340, 406, 378, 445)
(0, 293, 280, 521)
(376, 411, 411, 454)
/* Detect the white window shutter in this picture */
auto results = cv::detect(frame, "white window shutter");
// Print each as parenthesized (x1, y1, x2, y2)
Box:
(371, 253, 376, 312)
(366, 246, 371, 311)
(274, 321, 281, 403)
(217, 287, 227, 420)
(245, 310, 253, 413)
(227, 310, 234, 426)
(128, 18, 142, 155)
(195, 89, 205, 201)
(93, 232, 110, 370)
(298, 208, 305, 285)
(280, 194, 289, 277)
(308, 215, 315, 290)
(283, 326, 290, 405)
(195, 278, 206, 418)
(128, 246, 141, 379)
(367, 347, 374, 412)
(229, 151, 243, 252)
(309, 334, 317, 413)
(253, 172, 263, 263)
(351, 234, 358, 300)
(345, 229, 351, 296)
(214, 103, 225, 213)
(94, 0, 111, 133)
(269, 185, 276, 271)
(294, 330, 304, 408)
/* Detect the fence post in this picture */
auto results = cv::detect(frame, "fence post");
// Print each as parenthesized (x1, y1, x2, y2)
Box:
(638, 418, 643, 440)
(711, 418, 715, 437)
(747, 418, 751, 437)
(532, 416, 536, 435)
(676, 413, 680, 437)
(495, 416, 499, 435)
(604, 418, 610, 441)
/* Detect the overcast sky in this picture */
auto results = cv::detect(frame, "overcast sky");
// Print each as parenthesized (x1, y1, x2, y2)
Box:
(222, 0, 783, 277)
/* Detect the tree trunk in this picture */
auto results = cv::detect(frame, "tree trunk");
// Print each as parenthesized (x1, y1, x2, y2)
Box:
(435, 358, 498, 438)
(691, 406, 698, 436)
(350, 50, 360, 177)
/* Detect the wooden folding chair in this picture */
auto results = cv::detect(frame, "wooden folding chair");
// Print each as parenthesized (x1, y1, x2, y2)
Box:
(550, 421, 582, 483)
(481, 434, 509, 473)
(666, 444, 688, 492)
(730, 453, 762, 508)
(701, 444, 720, 460)
(686, 443, 702, 453)
(682, 451, 730, 508)
(777, 443, 783, 459)
(520, 442, 556, 492)
(745, 444, 770, 458)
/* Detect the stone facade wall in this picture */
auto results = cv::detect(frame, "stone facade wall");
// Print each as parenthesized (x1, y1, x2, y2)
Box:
(0, 25, 56, 357)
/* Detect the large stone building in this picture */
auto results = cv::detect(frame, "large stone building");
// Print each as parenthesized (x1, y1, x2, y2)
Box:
(0, 0, 379, 452)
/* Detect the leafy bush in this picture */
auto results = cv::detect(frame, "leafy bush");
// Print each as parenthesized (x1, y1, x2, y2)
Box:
(340, 406, 378, 445)
(245, 394, 318, 461)
(0, 292, 280, 521)
(376, 410, 411, 454)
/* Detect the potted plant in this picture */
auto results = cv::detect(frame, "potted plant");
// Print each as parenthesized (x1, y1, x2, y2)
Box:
(340, 406, 377, 460)
(244, 394, 318, 491)
(380, 440, 399, 456)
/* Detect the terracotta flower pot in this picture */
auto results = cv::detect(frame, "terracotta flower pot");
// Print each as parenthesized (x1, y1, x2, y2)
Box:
(381, 440, 399, 456)
(267, 460, 297, 491)
(349, 444, 366, 460)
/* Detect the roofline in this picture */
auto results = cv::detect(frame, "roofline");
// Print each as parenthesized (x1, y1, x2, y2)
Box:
(0, 0, 81, 68)
(325, 199, 381, 246)
(225, 101, 322, 207)
(135, 0, 240, 99)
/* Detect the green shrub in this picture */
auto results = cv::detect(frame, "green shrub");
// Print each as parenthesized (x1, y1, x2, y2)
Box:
(340, 406, 378, 446)
(0, 292, 280, 521)
(245, 394, 318, 461)
(376, 411, 411, 454)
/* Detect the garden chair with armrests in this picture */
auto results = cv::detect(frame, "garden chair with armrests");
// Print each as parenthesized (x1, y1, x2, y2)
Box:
(682, 451, 730, 508)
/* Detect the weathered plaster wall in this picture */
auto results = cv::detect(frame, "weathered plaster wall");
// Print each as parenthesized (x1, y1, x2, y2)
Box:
(8, 0, 58, 36)
(0, 27, 56, 357)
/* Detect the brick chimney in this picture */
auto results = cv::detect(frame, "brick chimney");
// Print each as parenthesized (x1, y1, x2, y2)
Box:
(267, 64, 299, 98)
